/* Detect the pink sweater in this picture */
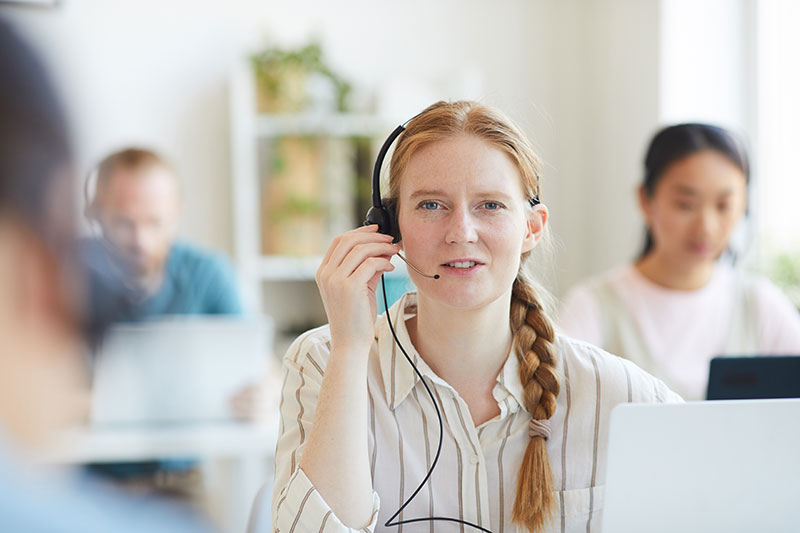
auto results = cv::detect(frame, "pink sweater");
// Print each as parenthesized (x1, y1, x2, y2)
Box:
(557, 264, 800, 400)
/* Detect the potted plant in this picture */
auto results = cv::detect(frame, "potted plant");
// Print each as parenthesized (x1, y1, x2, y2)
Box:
(766, 251, 800, 310)
(250, 41, 352, 113)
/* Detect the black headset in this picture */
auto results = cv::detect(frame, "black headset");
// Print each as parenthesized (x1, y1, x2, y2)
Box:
(83, 167, 102, 223)
(363, 123, 406, 242)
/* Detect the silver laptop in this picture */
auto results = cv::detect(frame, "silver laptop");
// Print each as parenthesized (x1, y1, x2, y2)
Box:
(91, 316, 273, 426)
(602, 399, 800, 533)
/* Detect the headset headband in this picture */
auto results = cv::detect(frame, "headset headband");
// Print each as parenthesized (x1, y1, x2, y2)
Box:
(371, 124, 406, 209)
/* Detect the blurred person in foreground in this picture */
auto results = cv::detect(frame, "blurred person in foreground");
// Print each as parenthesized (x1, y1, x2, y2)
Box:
(0, 17, 211, 532)
(558, 123, 800, 400)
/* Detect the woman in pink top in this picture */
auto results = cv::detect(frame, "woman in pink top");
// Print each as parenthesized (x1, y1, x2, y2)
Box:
(558, 123, 800, 400)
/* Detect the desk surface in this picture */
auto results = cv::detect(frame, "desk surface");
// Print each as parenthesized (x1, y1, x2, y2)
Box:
(41, 421, 278, 464)
(37, 421, 278, 533)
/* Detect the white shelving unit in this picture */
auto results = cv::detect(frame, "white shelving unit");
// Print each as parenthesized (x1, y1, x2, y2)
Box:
(255, 255, 324, 282)
(254, 113, 393, 138)
(229, 62, 408, 351)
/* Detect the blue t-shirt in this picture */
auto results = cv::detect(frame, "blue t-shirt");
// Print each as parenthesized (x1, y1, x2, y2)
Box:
(82, 238, 243, 323)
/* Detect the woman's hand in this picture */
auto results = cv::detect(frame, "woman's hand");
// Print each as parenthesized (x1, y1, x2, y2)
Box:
(291, 225, 395, 527)
(316, 224, 398, 353)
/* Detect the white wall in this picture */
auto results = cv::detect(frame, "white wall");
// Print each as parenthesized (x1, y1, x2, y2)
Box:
(756, 0, 800, 256)
(659, 0, 758, 265)
(2, 0, 548, 256)
(660, 0, 754, 132)
(3, 0, 752, 297)
(544, 0, 661, 293)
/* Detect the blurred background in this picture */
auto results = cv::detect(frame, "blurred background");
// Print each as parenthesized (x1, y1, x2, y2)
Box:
(5, 0, 799, 343)
(2, 0, 798, 529)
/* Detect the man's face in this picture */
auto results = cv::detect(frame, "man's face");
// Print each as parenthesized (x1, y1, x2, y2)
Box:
(96, 164, 180, 281)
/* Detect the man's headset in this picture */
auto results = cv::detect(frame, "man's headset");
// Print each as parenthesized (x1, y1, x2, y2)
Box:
(83, 167, 102, 224)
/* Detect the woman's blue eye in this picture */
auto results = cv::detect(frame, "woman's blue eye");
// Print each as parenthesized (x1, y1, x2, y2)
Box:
(419, 201, 440, 210)
(482, 201, 502, 210)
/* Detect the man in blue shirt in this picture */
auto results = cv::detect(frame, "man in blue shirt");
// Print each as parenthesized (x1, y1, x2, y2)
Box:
(82, 147, 259, 499)
(83, 147, 242, 321)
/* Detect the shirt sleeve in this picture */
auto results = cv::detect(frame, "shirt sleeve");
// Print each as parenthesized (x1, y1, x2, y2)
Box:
(753, 278, 800, 353)
(618, 353, 684, 404)
(273, 468, 380, 533)
(271, 333, 381, 532)
(560, 335, 684, 406)
(557, 284, 605, 346)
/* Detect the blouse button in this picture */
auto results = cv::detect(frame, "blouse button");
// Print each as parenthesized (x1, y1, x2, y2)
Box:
(469, 454, 480, 465)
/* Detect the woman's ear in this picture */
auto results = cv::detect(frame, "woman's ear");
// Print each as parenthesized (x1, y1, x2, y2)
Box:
(637, 185, 652, 223)
(522, 204, 548, 253)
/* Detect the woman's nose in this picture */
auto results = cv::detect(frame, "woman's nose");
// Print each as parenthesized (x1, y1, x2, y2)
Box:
(695, 207, 719, 236)
(445, 206, 479, 244)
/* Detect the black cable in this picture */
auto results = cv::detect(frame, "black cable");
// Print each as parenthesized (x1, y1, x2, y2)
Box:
(381, 276, 493, 533)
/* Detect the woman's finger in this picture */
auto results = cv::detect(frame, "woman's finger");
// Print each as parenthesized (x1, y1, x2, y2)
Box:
(334, 241, 399, 280)
(320, 224, 383, 266)
(348, 256, 395, 287)
(318, 235, 394, 287)
(319, 226, 357, 265)
(321, 226, 393, 272)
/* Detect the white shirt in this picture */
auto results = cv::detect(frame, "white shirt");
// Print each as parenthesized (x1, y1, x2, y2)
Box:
(272, 293, 681, 533)
(557, 264, 800, 400)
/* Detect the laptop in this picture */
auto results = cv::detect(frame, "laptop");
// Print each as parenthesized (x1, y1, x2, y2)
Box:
(90, 316, 273, 426)
(706, 355, 800, 400)
(602, 399, 800, 533)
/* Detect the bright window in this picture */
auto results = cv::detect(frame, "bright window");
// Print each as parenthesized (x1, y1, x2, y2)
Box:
(756, 0, 800, 303)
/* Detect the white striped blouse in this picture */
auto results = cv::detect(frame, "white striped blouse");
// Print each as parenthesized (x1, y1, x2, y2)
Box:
(272, 293, 682, 533)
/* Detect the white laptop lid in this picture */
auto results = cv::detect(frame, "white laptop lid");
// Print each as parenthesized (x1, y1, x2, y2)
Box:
(90, 316, 273, 426)
(602, 399, 800, 533)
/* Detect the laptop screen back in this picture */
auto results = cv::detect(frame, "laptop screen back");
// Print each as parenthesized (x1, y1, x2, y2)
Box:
(90, 316, 273, 426)
(602, 399, 800, 533)
(706, 355, 800, 400)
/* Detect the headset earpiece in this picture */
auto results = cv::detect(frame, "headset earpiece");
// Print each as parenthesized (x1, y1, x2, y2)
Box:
(364, 199, 400, 243)
(381, 198, 399, 242)
(83, 167, 101, 223)
(365, 124, 406, 243)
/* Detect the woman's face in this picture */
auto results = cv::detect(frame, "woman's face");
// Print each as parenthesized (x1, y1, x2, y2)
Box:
(397, 134, 545, 310)
(640, 149, 747, 266)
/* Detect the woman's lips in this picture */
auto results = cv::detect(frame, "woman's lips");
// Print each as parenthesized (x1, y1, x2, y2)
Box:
(439, 259, 484, 275)
(688, 242, 713, 255)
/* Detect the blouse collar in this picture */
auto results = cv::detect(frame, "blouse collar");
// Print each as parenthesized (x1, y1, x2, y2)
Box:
(375, 292, 528, 415)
